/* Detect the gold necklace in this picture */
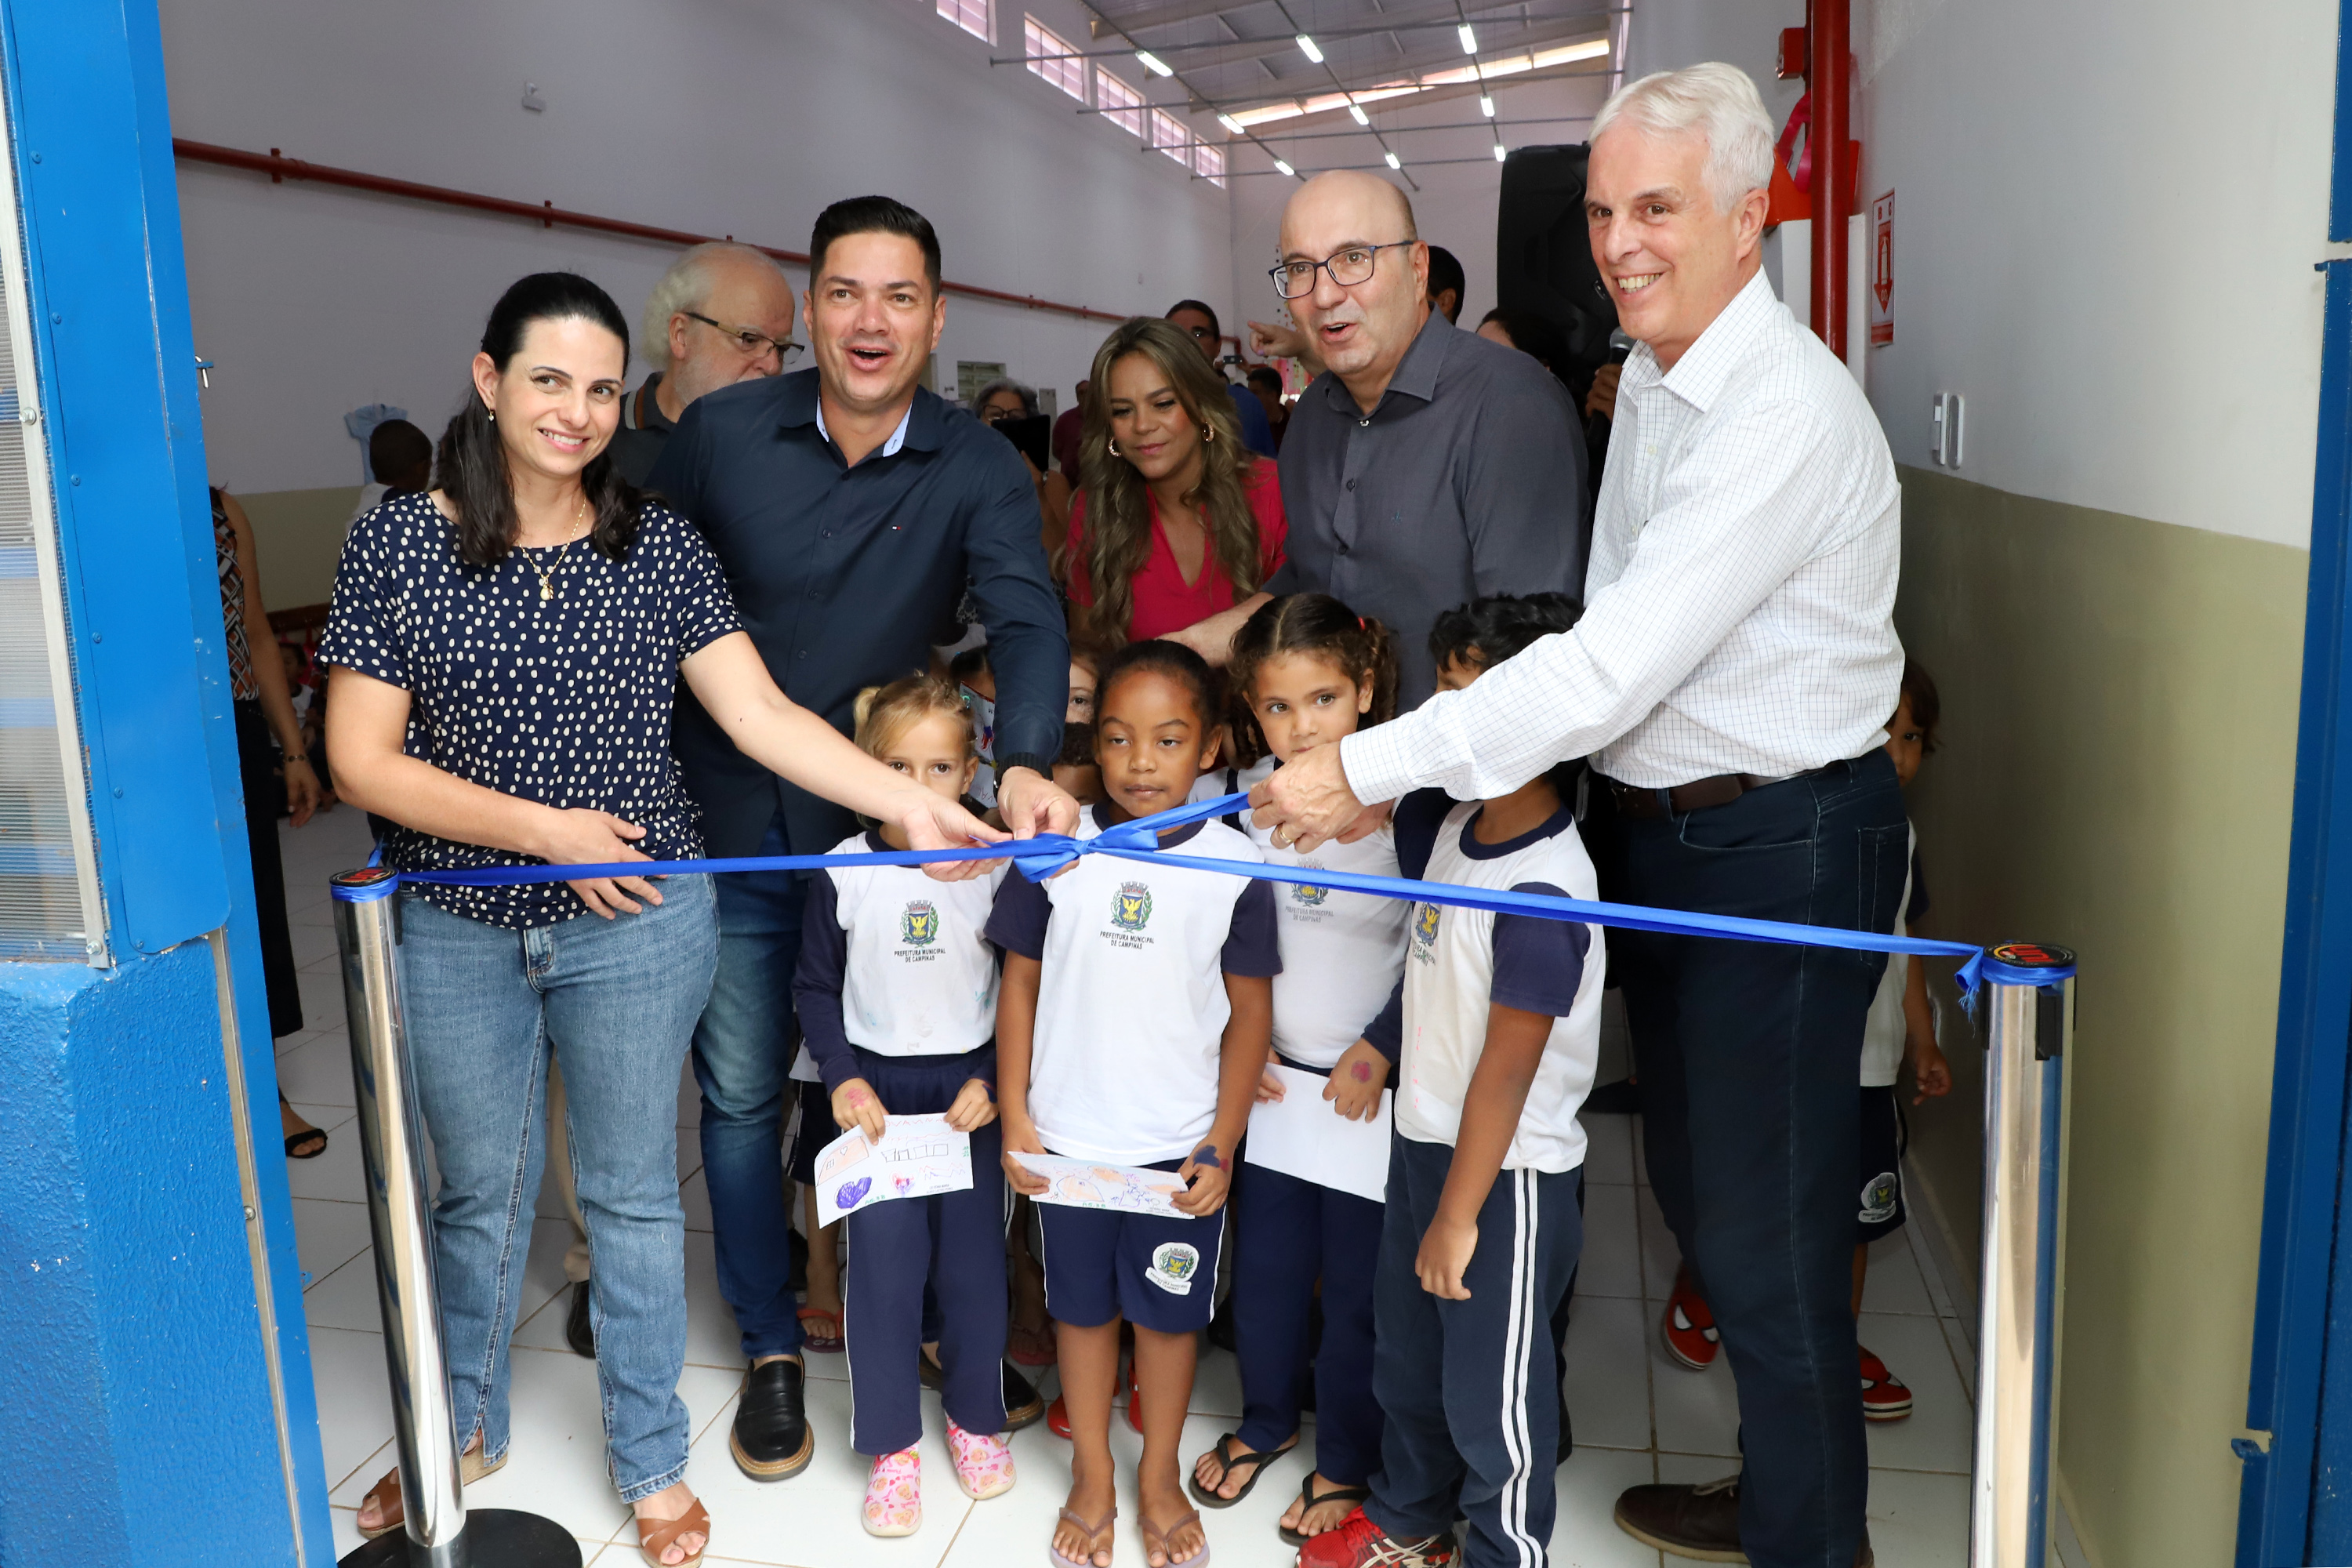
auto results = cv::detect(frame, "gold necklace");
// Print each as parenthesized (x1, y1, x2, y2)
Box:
(518, 492, 588, 603)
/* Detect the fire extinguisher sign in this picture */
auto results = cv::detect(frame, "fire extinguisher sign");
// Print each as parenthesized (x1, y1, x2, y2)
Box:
(1869, 191, 1895, 346)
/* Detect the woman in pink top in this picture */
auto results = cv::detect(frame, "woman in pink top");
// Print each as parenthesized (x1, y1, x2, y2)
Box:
(1065, 316, 1286, 648)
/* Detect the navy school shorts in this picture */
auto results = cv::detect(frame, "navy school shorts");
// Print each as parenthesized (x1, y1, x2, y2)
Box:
(1035, 1153, 1226, 1334)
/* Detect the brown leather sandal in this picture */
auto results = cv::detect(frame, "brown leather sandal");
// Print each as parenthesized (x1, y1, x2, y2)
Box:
(355, 1444, 506, 1539)
(636, 1496, 712, 1568)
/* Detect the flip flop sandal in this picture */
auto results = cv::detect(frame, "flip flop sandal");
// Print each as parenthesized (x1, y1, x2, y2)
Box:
(797, 1305, 844, 1353)
(1047, 1505, 1116, 1568)
(1278, 1476, 1372, 1547)
(284, 1126, 328, 1159)
(1186, 1432, 1297, 1509)
(636, 1495, 712, 1567)
(355, 1446, 507, 1539)
(1141, 1506, 1210, 1568)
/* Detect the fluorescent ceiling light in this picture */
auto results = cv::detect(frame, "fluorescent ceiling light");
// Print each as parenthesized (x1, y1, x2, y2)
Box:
(1385, 151, 1402, 169)
(1458, 24, 1478, 53)
(1217, 113, 1243, 134)
(1480, 94, 1496, 117)
(1348, 103, 1370, 125)
(1136, 49, 1173, 76)
(1232, 36, 1610, 129)
(1494, 143, 1508, 161)
(1275, 158, 1297, 176)
(1295, 34, 1323, 63)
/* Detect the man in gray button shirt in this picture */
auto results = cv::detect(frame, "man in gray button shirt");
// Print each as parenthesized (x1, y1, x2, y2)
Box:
(1249, 171, 1588, 706)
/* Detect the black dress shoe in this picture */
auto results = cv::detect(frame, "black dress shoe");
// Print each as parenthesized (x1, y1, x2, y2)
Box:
(917, 1353, 1048, 1432)
(565, 1280, 595, 1359)
(730, 1358, 814, 1480)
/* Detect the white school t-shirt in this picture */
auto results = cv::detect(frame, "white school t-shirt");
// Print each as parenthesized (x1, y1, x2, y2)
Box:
(985, 806, 1280, 1163)
(1859, 825, 1920, 1087)
(1398, 801, 1606, 1174)
(811, 832, 1006, 1058)
(1244, 817, 1410, 1069)
(1198, 756, 1410, 1066)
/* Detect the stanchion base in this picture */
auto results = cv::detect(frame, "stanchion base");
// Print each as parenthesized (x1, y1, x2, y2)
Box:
(336, 1509, 582, 1568)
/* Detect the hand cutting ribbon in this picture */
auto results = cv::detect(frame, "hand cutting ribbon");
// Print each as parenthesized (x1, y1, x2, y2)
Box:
(392, 791, 1994, 996)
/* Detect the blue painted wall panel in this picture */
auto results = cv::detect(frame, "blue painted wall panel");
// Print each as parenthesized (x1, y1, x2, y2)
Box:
(6, 0, 226, 954)
(0, 945, 288, 1566)
(0, 0, 333, 1562)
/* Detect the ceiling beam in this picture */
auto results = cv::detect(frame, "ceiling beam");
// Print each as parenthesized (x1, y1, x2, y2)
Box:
(1088, 0, 1248, 37)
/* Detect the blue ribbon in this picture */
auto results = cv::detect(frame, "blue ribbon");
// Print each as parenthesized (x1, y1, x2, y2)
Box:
(394, 791, 1990, 995)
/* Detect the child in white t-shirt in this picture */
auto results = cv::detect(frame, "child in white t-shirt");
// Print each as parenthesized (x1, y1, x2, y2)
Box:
(790, 676, 1013, 1535)
(1184, 594, 1409, 1546)
(1300, 593, 1603, 1568)
(990, 639, 1279, 1568)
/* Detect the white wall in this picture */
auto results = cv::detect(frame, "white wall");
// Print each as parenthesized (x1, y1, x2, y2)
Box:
(162, 0, 1238, 493)
(1628, 0, 2337, 548)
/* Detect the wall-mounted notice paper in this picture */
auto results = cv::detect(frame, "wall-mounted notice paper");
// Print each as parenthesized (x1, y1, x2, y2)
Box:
(1011, 1152, 1189, 1218)
(814, 1114, 971, 1226)
(1244, 1064, 1391, 1203)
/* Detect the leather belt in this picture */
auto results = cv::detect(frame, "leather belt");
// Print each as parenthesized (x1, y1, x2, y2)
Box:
(1606, 757, 1860, 820)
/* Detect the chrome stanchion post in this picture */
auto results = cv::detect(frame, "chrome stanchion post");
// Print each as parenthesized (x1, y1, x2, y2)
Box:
(1969, 942, 2077, 1568)
(330, 868, 579, 1568)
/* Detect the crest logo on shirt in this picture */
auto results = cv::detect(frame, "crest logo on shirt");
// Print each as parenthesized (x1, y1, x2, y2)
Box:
(1291, 883, 1330, 906)
(1859, 1171, 1900, 1225)
(1112, 881, 1154, 931)
(900, 900, 939, 946)
(1414, 902, 1442, 949)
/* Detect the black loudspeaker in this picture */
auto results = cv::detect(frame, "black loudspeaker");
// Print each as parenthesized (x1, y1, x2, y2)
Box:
(1495, 144, 1619, 392)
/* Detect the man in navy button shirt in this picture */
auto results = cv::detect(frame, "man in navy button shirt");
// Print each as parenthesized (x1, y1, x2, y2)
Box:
(649, 195, 1074, 1479)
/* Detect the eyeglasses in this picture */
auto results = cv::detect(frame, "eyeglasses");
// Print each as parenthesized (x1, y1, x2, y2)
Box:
(1269, 241, 1414, 299)
(684, 311, 804, 364)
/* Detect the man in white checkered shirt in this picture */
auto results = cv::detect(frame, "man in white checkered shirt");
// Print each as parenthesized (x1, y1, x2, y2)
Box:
(1253, 64, 1903, 1568)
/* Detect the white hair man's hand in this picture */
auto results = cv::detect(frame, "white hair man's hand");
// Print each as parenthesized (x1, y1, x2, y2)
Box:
(1247, 742, 1384, 853)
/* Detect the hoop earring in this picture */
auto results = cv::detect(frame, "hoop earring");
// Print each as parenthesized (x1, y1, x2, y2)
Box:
(1202, 423, 1216, 444)
(1109, 439, 1120, 458)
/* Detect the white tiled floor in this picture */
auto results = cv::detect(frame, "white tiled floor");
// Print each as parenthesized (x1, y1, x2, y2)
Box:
(270, 808, 1970, 1566)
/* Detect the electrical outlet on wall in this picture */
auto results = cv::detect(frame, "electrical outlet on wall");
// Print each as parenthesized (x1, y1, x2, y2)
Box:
(1930, 391, 1966, 466)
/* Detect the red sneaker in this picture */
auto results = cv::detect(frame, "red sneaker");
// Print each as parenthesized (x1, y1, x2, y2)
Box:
(1661, 1268, 1721, 1370)
(1860, 1345, 1912, 1421)
(1047, 1396, 1071, 1439)
(1295, 1507, 1456, 1568)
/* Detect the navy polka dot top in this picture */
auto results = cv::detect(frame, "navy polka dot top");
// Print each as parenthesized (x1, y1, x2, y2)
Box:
(321, 491, 742, 927)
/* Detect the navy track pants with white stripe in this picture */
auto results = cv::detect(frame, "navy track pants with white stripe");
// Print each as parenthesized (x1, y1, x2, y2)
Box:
(1365, 1136, 1581, 1568)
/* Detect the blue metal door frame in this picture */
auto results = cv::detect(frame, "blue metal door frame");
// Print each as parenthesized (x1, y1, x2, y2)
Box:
(0, 0, 334, 1559)
(2240, 5, 2352, 1561)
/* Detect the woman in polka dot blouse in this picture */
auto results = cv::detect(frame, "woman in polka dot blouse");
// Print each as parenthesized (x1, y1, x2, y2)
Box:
(322, 273, 1000, 1568)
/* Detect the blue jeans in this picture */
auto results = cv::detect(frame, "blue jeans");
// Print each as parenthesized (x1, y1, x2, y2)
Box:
(1615, 750, 1908, 1568)
(689, 812, 806, 1359)
(397, 875, 717, 1502)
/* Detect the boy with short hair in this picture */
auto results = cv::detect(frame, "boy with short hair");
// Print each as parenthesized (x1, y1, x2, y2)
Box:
(1301, 593, 1603, 1568)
